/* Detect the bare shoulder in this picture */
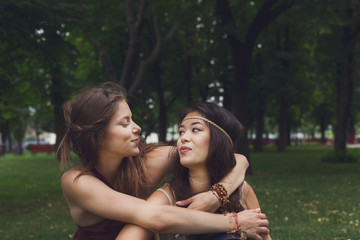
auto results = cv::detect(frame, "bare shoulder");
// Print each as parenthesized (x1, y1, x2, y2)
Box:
(148, 183, 174, 205)
(61, 167, 84, 187)
(61, 167, 94, 200)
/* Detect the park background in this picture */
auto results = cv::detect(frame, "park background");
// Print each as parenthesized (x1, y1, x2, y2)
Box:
(0, 0, 359, 239)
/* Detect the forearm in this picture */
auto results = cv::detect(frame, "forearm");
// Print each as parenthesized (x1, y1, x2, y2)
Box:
(139, 204, 230, 234)
(219, 154, 248, 195)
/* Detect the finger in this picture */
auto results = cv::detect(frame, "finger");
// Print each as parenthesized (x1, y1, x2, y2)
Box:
(257, 226, 269, 234)
(186, 202, 199, 210)
(259, 219, 269, 227)
(249, 208, 261, 213)
(251, 233, 262, 240)
(175, 197, 193, 206)
(258, 213, 267, 219)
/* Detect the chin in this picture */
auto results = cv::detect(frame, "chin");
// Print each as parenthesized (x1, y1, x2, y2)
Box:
(180, 158, 192, 168)
(131, 149, 140, 156)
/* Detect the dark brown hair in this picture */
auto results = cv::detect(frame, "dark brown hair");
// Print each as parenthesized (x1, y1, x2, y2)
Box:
(171, 102, 245, 212)
(58, 82, 148, 198)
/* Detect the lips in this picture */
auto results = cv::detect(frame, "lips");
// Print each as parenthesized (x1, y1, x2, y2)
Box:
(179, 146, 191, 154)
(131, 138, 139, 144)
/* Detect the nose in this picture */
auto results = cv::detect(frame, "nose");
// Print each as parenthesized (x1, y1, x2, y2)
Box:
(132, 122, 141, 134)
(180, 131, 190, 143)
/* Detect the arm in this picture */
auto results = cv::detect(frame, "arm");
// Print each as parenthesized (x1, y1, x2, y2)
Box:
(116, 185, 270, 240)
(116, 186, 173, 240)
(62, 169, 268, 239)
(144, 145, 175, 188)
(177, 154, 249, 212)
(244, 183, 272, 240)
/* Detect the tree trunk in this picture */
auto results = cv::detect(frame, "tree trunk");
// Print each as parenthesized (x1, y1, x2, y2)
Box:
(185, 55, 193, 106)
(51, 66, 67, 155)
(277, 94, 288, 152)
(276, 25, 291, 152)
(254, 54, 266, 152)
(254, 93, 266, 152)
(1, 120, 10, 153)
(348, 111, 355, 144)
(320, 118, 326, 145)
(154, 60, 167, 142)
(334, 22, 355, 153)
(216, 0, 292, 174)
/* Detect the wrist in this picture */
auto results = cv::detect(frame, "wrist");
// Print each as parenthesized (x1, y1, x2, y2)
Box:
(210, 183, 229, 213)
(235, 212, 248, 240)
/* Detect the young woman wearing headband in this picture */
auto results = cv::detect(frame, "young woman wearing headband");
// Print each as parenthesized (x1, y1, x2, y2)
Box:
(59, 83, 269, 240)
(116, 102, 271, 240)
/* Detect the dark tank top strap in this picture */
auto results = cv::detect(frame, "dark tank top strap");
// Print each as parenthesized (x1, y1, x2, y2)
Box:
(91, 168, 114, 190)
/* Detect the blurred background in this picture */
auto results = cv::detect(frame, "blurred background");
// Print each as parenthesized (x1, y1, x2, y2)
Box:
(1, 0, 360, 162)
(1, 1, 360, 239)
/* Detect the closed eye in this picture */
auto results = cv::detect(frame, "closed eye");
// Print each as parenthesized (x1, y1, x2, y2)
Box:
(121, 122, 130, 127)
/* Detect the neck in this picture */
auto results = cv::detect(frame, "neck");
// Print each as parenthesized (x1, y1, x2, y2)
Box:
(96, 153, 125, 185)
(188, 167, 211, 194)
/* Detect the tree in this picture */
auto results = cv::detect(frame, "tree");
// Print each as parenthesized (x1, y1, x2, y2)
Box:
(215, 0, 292, 168)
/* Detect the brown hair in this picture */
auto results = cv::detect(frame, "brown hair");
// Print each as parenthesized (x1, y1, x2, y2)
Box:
(58, 82, 149, 198)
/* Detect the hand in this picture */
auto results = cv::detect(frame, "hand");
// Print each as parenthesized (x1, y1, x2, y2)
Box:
(237, 208, 269, 240)
(176, 191, 220, 212)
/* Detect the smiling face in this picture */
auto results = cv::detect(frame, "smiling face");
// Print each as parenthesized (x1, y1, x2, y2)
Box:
(177, 112, 211, 169)
(101, 100, 141, 159)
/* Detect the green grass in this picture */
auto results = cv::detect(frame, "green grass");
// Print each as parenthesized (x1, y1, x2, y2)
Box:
(247, 144, 360, 240)
(0, 145, 359, 239)
(0, 153, 76, 240)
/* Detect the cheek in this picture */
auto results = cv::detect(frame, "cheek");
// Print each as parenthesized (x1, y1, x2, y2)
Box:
(202, 134, 211, 150)
(176, 138, 181, 149)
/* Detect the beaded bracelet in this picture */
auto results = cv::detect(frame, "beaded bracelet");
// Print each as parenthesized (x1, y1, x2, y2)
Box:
(226, 212, 247, 239)
(226, 212, 238, 233)
(210, 183, 229, 211)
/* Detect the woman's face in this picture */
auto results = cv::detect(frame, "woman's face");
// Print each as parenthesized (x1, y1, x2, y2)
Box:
(177, 112, 211, 169)
(101, 101, 141, 159)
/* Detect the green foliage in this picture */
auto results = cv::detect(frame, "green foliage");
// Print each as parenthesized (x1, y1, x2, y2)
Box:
(321, 151, 358, 163)
(1, 0, 360, 155)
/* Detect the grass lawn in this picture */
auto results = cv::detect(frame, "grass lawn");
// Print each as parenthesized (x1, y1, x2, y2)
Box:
(248, 144, 360, 240)
(0, 144, 359, 240)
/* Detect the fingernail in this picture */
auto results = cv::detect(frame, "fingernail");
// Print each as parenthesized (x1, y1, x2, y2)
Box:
(176, 201, 181, 205)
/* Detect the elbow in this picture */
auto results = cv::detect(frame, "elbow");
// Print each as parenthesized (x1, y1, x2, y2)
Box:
(239, 155, 249, 169)
(245, 158, 249, 169)
(146, 210, 171, 233)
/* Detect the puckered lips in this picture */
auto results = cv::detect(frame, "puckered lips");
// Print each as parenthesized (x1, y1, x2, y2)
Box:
(179, 146, 192, 154)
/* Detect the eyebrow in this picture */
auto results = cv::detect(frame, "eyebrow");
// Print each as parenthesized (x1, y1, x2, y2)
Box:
(179, 121, 204, 128)
(117, 116, 131, 122)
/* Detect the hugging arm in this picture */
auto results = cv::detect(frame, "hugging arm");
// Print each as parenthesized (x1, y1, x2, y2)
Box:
(145, 146, 249, 212)
(115, 185, 269, 240)
(115, 187, 172, 240)
(61, 170, 244, 235)
(176, 153, 249, 211)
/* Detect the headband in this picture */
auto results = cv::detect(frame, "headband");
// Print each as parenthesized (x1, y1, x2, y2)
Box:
(182, 116, 233, 146)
